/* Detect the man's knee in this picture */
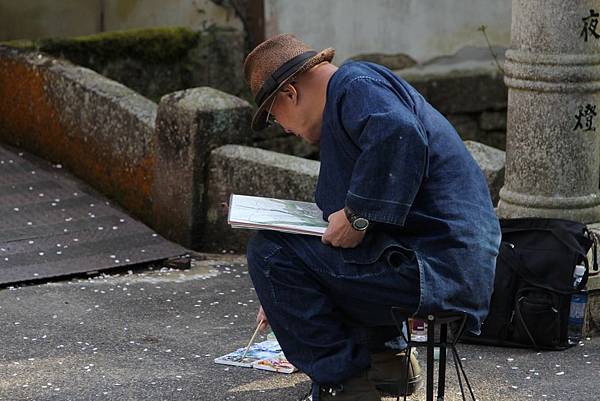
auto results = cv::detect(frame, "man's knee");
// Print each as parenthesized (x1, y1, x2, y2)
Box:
(246, 231, 283, 275)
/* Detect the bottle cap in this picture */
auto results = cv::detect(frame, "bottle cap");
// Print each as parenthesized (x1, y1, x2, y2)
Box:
(574, 265, 586, 277)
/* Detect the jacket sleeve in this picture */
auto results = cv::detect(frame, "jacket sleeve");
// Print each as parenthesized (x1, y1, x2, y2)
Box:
(340, 77, 429, 227)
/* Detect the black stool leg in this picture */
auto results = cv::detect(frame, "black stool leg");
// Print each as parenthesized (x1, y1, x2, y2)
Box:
(437, 323, 448, 401)
(390, 310, 477, 401)
(450, 345, 476, 401)
(426, 316, 435, 401)
(449, 315, 476, 401)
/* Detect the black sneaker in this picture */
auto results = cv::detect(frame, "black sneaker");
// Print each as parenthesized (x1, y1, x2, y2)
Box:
(299, 373, 380, 400)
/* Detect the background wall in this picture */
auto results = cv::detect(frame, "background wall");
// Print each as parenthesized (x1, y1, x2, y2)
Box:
(0, 0, 243, 41)
(265, 0, 511, 63)
(1, 1, 511, 62)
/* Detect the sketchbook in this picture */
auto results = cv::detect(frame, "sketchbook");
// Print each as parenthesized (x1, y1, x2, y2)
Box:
(214, 339, 297, 374)
(227, 194, 327, 236)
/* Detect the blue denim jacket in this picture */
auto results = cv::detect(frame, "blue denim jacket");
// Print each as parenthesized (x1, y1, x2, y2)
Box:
(315, 61, 501, 333)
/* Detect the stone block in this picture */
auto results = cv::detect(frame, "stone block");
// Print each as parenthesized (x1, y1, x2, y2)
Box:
(464, 141, 506, 206)
(446, 114, 480, 141)
(447, 114, 507, 150)
(152, 88, 253, 248)
(403, 70, 507, 114)
(479, 111, 507, 131)
(253, 136, 320, 160)
(397, 47, 508, 114)
(204, 145, 320, 253)
(480, 130, 507, 151)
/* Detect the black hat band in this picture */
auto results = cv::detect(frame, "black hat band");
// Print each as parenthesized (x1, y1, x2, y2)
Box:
(254, 50, 318, 107)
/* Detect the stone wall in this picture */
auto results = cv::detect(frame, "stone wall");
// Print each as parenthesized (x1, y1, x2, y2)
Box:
(3, 28, 508, 157)
(203, 142, 505, 253)
(0, 0, 244, 42)
(0, 45, 506, 253)
(0, 46, 252, 240)
(265, 0, 511, 64)
(398, 47, 508, 150)
(254, 47, 509, 157)
(4, 27, 248, 103)
(0, 45, 157, 225)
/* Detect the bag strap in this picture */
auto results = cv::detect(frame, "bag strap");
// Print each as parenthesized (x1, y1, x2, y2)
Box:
(585, 228, 599, 276)
(514, 293, 540, 351)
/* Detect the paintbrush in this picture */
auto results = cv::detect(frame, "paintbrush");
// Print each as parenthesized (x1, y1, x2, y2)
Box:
(239, 319, 264, 361)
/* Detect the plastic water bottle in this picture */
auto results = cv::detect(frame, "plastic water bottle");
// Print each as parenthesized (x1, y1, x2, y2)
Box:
(568, 265, 588, 345)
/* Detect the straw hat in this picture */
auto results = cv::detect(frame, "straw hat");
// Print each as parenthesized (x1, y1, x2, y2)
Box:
(244, 33, 335, 131)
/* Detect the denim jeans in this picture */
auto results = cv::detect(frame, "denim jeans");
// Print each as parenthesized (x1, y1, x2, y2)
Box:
(246, 230, 419, 397)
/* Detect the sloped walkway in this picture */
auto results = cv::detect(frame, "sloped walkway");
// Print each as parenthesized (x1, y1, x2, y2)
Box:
(0, 143, 186, 285)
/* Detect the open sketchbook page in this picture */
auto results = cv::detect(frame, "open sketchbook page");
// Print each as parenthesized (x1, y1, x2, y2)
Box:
(228, 194, 327, 236)
(252, 353, 297, 374)
(214, 340, 297, 374)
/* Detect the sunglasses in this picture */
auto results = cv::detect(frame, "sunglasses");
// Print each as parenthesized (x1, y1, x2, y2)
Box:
(264, 80, 297, 127)
(265, 95, 278, 127)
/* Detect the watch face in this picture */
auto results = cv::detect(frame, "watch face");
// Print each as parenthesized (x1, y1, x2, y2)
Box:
(353, 217, 369, 231)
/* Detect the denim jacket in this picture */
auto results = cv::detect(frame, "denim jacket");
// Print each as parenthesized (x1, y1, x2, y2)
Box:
(315, 61, 501, 333)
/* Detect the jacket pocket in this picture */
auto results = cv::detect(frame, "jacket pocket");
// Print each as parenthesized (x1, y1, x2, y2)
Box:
(341, 232, 416, 266)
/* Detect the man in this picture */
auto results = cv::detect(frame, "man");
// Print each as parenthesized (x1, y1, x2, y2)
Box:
(243, 34, 501, 401)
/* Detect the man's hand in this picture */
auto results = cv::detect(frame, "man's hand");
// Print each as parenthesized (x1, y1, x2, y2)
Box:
(321, 208, 366, 248)
(256, 305, 270, 332)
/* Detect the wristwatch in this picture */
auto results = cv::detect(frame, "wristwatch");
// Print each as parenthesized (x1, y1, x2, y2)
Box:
(344, 206, 370, 231)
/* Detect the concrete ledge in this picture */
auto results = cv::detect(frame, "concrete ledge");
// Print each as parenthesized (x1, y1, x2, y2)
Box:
(204, 145, 320, 252)
(0, 45, 157, 225)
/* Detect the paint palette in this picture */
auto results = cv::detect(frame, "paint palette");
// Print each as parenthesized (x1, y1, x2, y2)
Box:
(214, 339, 297, 374)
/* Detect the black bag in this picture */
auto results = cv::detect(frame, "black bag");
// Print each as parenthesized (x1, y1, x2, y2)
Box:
(463, 217, 596, 350)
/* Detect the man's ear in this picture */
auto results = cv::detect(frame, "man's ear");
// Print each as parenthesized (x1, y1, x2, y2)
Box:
(282, 83, 298, 104)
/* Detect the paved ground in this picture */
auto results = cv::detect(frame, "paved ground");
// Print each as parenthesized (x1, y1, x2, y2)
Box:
(0, 254, 598, 401)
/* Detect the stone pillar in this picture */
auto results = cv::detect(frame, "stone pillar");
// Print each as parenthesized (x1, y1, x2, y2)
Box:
(152, 87, 252, 248)
(497, 0, 600, 223)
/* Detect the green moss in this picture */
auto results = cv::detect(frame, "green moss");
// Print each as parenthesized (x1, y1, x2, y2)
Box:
(1, 25, 248, 103)
(1, 39, 36, 49)
(34, 27, 200, 63)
